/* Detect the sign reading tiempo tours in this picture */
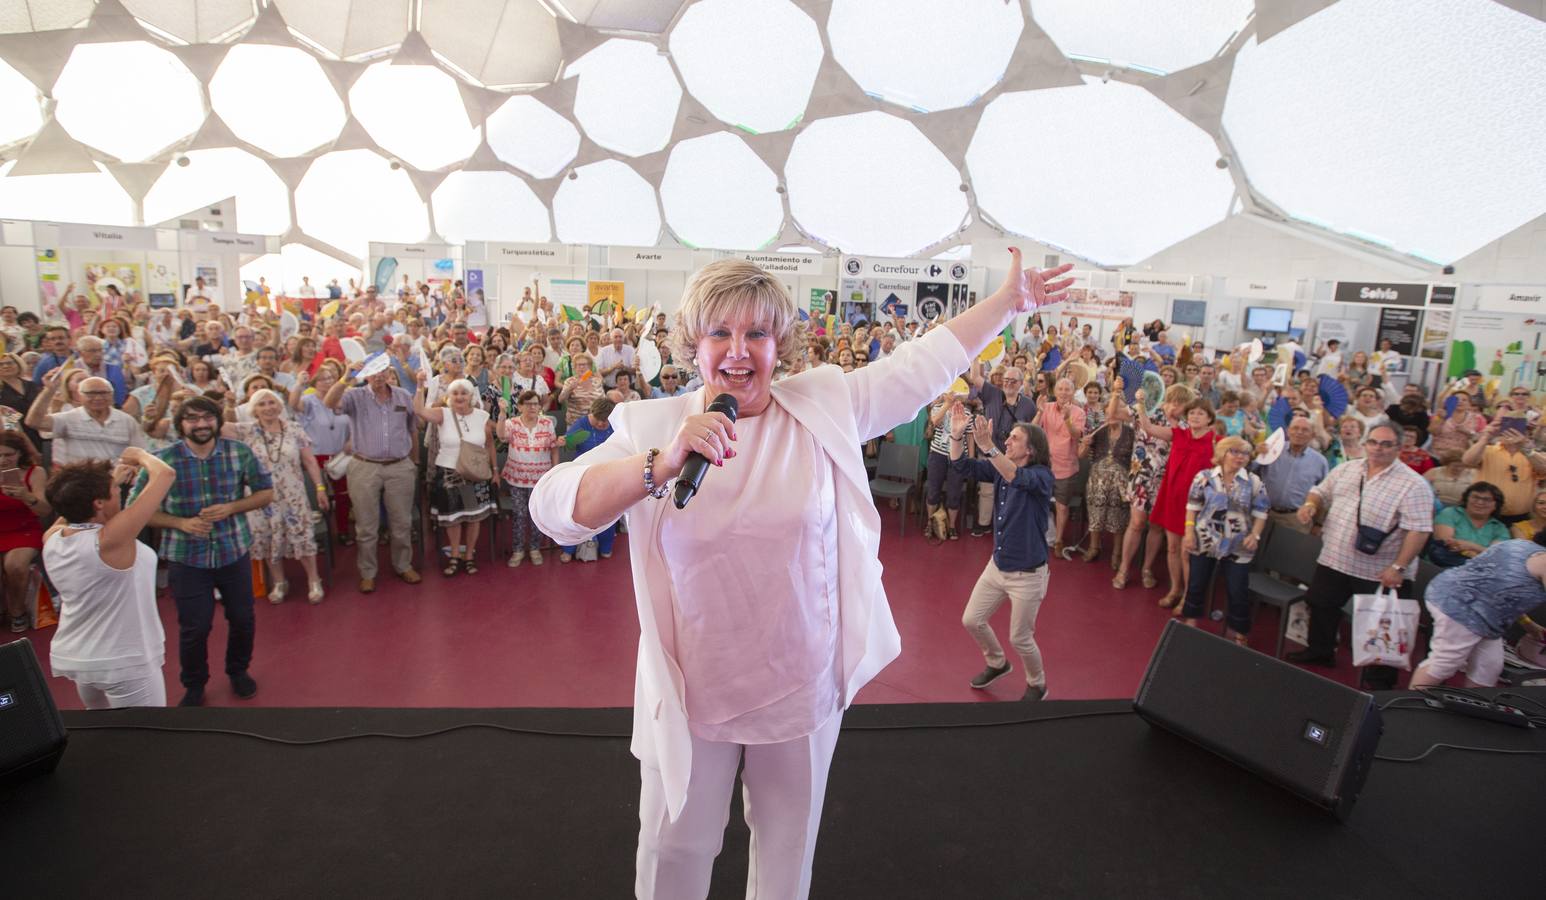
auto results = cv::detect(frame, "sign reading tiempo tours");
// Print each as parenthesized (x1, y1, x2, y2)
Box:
(1332, 281, 1429, 308)
(840, 255, 971, 284)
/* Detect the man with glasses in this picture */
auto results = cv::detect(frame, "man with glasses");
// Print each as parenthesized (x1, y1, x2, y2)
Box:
(1288, 424, 1433, 678)
(1461, 417, 1546, 525)
(26, 371, 144, 465)
(134, 396, 273, 706)
(965, 363, 1037, 537)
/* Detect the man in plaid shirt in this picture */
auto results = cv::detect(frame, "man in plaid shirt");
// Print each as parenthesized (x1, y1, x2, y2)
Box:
(133, 396, 273, 707)
(1287, 423, 1433, 680)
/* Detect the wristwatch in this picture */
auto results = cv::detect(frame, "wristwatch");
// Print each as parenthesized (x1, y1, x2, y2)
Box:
(985, 447, 1001, 458)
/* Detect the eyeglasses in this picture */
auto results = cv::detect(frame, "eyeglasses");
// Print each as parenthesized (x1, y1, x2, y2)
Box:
(1363, 439, 1398, 449)
(1225, 448, 1251, 457)
(181, 414, 217, 424)
(80, 390, 113, 397)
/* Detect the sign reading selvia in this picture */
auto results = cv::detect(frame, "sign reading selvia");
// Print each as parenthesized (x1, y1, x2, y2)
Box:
(840, 255, 970, 284)
(606, 246, 694, 271)
(1332, 281, 1429, 308)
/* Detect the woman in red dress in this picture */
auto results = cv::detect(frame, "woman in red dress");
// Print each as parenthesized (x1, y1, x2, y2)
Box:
(1136, 398, 1220, 610)
(0, 431, 49, 632)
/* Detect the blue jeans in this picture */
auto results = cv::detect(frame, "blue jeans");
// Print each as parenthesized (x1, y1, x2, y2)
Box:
(1182, 553, 1253, 634)
(168, 556, 256, 688)
(561, 523, 616, 558)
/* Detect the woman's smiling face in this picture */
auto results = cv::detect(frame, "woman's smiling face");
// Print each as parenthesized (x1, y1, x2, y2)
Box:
(695, 307, 778, 417)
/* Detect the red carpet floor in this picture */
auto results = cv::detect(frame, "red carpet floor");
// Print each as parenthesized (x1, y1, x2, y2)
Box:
(25, 518, 1385, 710)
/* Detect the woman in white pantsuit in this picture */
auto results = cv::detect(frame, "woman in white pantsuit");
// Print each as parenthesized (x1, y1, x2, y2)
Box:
(531, 253, 1072, 899)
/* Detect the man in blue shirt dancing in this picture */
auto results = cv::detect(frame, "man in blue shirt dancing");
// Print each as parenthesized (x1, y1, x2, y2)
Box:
(949, 407, 1055, 701)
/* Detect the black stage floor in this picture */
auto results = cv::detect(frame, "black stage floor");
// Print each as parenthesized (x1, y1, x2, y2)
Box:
(4, 694, 1543, 899)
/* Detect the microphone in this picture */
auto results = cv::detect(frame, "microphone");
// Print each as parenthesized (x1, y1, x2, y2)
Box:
(673, 393, 739, 510)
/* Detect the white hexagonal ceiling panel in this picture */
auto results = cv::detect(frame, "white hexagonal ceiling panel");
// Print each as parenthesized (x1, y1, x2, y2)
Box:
(828, 0, 1023, 112)
(566, 38, 683, 157)
(787, 111, 968, 256)
(53, 41, 205, 163)
(969, 80, 1235, 266)
(350, 62, 481, 171)
(0, 161, 136, 226)
(661, 131, 782, 250)
(143, 148, 291, 235)
(0, 56, 42, 147)
(210, 44, 347, 159)
(668, 0, 822, 134)
(294, 149, 429, 259)
(1031, 0, 1254, 75)
(485, 95, 580, 179)
(1224, 0, 1546, 264)
(553, 159, 661, 246)
(432, 170, 551, 243)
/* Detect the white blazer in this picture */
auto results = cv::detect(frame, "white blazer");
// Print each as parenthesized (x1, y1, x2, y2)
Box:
(530, 327, 971, 820)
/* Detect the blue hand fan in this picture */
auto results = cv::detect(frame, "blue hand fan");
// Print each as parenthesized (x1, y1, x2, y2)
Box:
(1267, 397, 1293, 432)
(797, 308, 810, 322)
(1318, 375, 1349, 417)
(1119, 355, 1149, 403)
(1443, 393, 1460, 417)
(1041, 346, 1062, 372)
(1294, 350, 1307, 372)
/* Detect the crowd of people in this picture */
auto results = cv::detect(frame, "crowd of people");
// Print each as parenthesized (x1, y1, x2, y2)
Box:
(3, 273, 1543, 714)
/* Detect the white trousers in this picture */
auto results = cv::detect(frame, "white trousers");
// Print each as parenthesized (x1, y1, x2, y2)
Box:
(74, 665, 167, 709)
(636, 710, 843, 900)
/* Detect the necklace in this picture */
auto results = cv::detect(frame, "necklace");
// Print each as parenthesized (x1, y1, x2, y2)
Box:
(258, 421, 285, 462)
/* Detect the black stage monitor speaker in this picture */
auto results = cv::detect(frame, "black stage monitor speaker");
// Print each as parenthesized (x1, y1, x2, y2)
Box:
(1134, 621, 1382, 820)
(0, 638, 67, 790)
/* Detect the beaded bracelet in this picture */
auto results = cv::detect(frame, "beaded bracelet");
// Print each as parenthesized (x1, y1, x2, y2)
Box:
(643, 448, 671, 499)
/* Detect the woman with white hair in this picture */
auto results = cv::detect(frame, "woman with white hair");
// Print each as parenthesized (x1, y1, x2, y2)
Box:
(532, 251, 1072, 899)
(222, 388, 328, 603)
(413, 370, 497, 576)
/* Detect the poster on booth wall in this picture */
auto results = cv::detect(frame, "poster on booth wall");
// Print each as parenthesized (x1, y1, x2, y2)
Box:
(1376, 307, 1421, 357)
(83, 262, 143, 309)
(947, 284, 975, 319)
(809, 289, 832, 318)
(1445, 311, 1546, 393)
(1061, 287, 1134, 321)
(587, 280, 625, 314)
(875, 280, 915, 321)
(147, 260, 179, 310)
(838, 277, 874, 326)
(916, 282, 949, 322)
(1419, 309, 1452, 361)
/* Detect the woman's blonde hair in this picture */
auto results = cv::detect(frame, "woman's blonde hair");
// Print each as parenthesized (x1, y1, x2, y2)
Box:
(1213, 435, 1253, 466)
(670, 259, 805, 376)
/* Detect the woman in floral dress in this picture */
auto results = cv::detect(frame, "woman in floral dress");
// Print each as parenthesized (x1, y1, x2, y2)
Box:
(1114, 382, 1195, 590)
(224, 388, 328, 604)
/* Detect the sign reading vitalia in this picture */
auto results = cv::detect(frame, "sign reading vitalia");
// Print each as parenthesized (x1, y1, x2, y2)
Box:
(374, 242, 451, 259)
(606, 246, 693, 271)
(1475, 284, 1546, 313)
(840, 255, 971, 284)
(57, 224, 157, 251)
(736, 251, 824, 275)
(194, 232, 265, 254)
(1118, 272, 1196, 293)
(486, 242, 573, 265)
(1376, 307, 1421, 356)
(1332, 281, 1429, 308)
(1224, 277, 1297, 301)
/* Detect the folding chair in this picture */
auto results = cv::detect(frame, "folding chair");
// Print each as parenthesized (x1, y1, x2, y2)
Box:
(869, 442, 920, 536)
(1246, 524, 1323, 658)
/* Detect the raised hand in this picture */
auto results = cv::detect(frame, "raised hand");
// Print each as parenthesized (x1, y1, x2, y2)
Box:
(996, 247, 1076, 315)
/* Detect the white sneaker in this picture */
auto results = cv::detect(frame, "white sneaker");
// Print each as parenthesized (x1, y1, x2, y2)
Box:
(507, 552, 524, 568)
(529, 549, 543, 565)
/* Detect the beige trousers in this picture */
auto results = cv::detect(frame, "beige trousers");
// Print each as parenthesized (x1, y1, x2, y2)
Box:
(962, 558, 1050, 687)
(346, 457, 416, 579)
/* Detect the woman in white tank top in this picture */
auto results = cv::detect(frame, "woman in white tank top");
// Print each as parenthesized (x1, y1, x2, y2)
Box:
(43, 446, 176, 709)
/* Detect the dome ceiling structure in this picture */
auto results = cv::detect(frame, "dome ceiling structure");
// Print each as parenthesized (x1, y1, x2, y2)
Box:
(0, 0, 1542, 274)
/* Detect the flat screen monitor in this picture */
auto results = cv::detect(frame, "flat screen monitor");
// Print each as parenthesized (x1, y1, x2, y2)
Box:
(1245, 306, 1293, 333)
(1171, 299, 1207, 327)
